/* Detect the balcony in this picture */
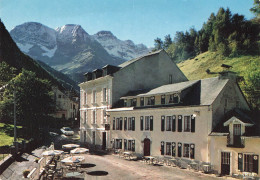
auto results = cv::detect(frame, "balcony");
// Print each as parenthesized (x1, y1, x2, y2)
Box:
(227, 134, 245, 148)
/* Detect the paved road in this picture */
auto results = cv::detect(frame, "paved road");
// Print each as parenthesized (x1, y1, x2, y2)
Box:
(81, 154, 232, 180)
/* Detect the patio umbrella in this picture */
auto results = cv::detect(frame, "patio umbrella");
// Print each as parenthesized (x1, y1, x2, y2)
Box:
(70, 148, 89, 154)
(42, 150, 64, 156)
(61, 156, 85, 164)
(62, 144, 80, 149)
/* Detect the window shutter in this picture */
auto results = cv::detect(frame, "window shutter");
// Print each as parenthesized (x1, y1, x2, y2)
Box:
(178, 115, 182, 132)
(140, 116, 143, 131)
(132, 117, 135, 131)
(161, 141, 165, 155)
(191, 116, 195, 132)
(95, 110, 97, 124)
(113, 118, 115, 130)
(91, 110, 93, 124)
(238, 153, 243, 172)
(124, 117, 127, 131)
(161, 116, 165, 131)
(190, 144, 195, 159)
(253, 155, 259, 174)
(172, 115, 176, 132)
(150, 116, 153, 131)
(178, 142, 182, 157)
(124, 139, 127, 150)
(172, 142, 176, 157)
(132, 140, 135, 152)
(101, 109, 103, 124)
(119, 139, 122, 149)
(120, 117, 123, 130)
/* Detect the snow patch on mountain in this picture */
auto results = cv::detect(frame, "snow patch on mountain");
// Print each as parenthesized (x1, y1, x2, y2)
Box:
(41, 45, 57, 58)
(16, 43, 33, 53)
(93, 31, 149, 60)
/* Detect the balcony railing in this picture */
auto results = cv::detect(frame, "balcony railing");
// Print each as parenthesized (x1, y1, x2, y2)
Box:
(227, 134, 245, 148)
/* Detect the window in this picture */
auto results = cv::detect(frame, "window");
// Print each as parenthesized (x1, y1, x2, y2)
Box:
(146, 96, 155, 105)
(83, 131, 87, 142)
(166, 116, 172, 131)
(183, 144, 190, 158)
(83, 111, 87, 124)
(103, 88, 107, 102)
(120, 117, 123, 130)
(115, 139, 122, 149)
(128, 140, 135, 151)
(233, 124, 241, 136)
(178, 115, 182, 132)
(145, 116, 150, 130)
(169, 74, 172, 84)
(184, 116, 191, 132)
(84, 92, 87, 104)
(239, 154, 259, 174)
(92, 90, 96, 103)
(166, 142, 171, 155)
(140, 116, 144, 131)
(161, 141, 165, 155)
(172, 142, 176, 157)
(124, 99, 127, 107)
(124, 117, 127, 130)
(128, 117, 135, 131)
(124, 139, 127, 150)
(161, 116, 165, 131)
(172, 115, 176, 132)
(169, 94, 179, 104)
(131, 99, 137, 107)
(178, 142, 182, 157)
(116, 118, 120, 130)
(140, 97, 144, 106)
(113, 118, 115, 130)
(161, 95, 165, 104)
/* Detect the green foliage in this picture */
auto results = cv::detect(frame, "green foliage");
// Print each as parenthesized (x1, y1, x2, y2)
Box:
(250, 0, 260, 18)
(0, 69, 55, 137)
(153, 38, 163, 51)
(0, 62, 17, 87)
(159, 7, 259, 62)
(178, 51, 260, 110)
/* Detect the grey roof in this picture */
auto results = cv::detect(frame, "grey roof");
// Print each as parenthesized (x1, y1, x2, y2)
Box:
(118, 49, 163, 68)
(121, 76, 229, 106)
(137, 80, 199, 96)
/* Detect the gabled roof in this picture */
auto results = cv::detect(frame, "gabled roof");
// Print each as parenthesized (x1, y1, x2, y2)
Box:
(121, 76, 229, 106)
(211, 109, 260, 136)
(118, 49, 163, 68)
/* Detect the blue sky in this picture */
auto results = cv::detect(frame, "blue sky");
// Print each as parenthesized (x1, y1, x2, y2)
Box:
(0, 0, 255, 47)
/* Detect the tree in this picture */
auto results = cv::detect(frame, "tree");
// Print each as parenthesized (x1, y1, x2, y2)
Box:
(250, 0, 260, 18)
(163, 34, 172, 49)
(154, 38, 163, 51)
(0, 69, 55, 137)
(0, 62, 17, 87)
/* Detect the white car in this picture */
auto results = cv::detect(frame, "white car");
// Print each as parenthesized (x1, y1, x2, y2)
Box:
(60, 127, 74, 136)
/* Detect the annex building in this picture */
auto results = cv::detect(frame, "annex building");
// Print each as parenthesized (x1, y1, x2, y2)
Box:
(79, 50, 260, 177)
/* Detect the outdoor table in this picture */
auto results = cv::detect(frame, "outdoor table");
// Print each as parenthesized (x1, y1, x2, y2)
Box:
(123, 151, 132, 159)
(144, 156, 155, 164)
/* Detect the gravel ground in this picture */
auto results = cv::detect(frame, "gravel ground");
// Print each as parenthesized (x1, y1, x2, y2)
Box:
(80, 154, 234, 180)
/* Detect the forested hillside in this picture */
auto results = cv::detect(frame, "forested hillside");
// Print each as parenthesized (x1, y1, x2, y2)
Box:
(155, 1, 260, 110)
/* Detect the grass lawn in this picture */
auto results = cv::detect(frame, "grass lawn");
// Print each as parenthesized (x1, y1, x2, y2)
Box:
(0, 123, 23, 147)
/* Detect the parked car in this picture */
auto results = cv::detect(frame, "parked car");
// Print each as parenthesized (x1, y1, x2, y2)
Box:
(60, 127, 74, 136)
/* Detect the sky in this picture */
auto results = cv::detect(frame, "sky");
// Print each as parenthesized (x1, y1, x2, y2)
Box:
(0, 0, 255, 47)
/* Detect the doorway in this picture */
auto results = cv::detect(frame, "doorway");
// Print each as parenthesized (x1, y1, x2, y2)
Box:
(221, 152, 230, 175)
(102, 132, 106, 150)
(143, 138, 150, 156)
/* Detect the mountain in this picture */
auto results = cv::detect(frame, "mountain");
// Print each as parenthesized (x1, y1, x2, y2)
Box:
(10, 22, 149, 83)
(0, 20, 78, 93)
(93, 31, 149, 60)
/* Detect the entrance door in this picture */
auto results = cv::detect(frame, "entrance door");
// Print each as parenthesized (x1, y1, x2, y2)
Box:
(221, 152, 230, 175)
(143, 138, 150, 156)
(102, 132, 106, 150)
